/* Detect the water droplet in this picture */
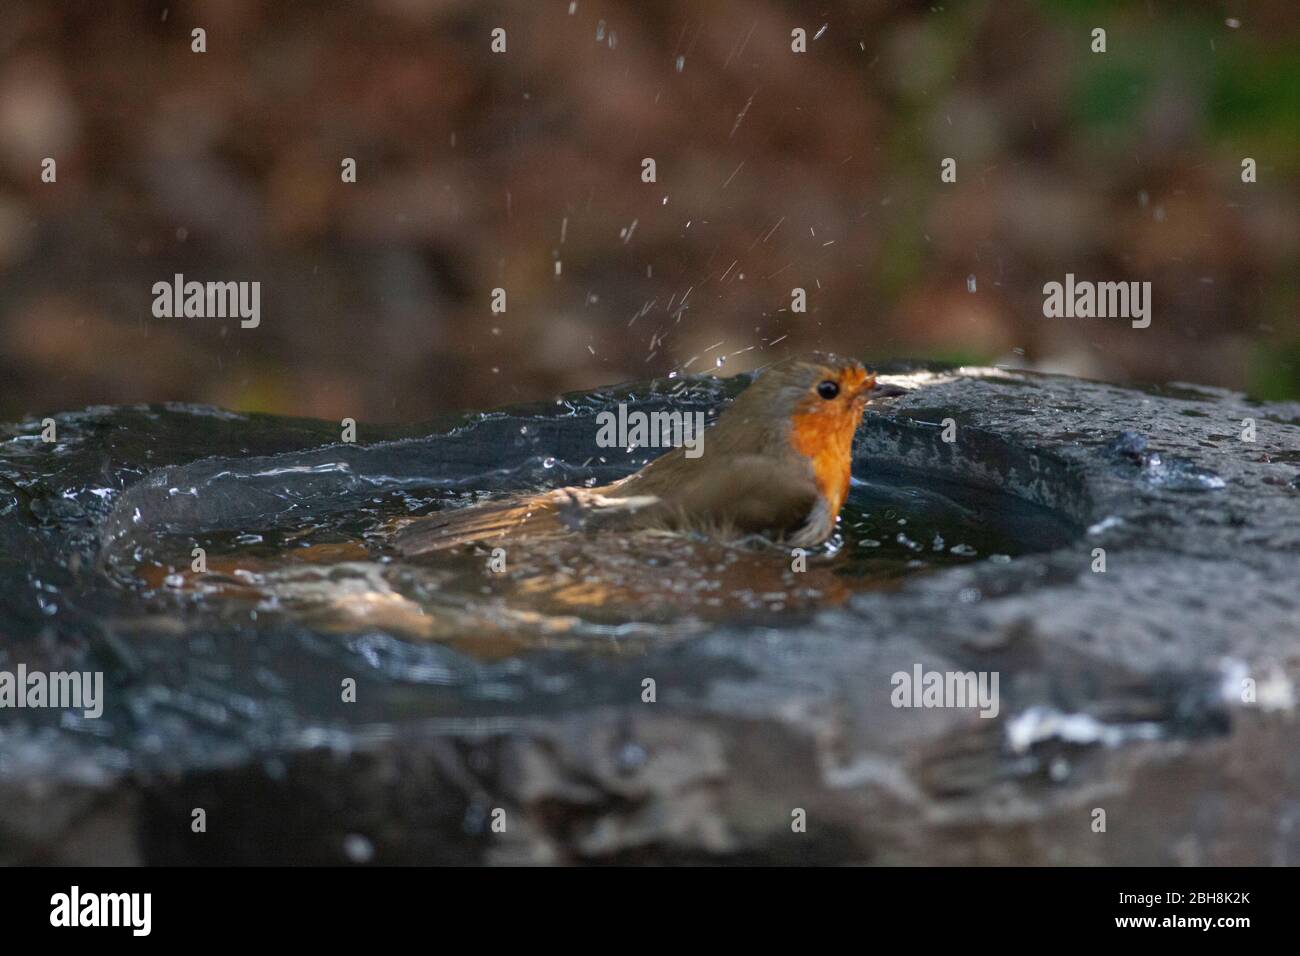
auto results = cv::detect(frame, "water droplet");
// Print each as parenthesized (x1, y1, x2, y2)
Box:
(616, 741, 648, 771)
(966, 274, 977, 293)
(343, 833, 374, 863)
(896, 532, 922, 551)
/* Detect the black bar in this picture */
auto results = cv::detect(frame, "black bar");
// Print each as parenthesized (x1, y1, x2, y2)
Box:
(1, 866, 1281, 942)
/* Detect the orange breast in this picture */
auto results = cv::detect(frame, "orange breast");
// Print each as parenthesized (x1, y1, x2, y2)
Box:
(789, 406, 861, 518)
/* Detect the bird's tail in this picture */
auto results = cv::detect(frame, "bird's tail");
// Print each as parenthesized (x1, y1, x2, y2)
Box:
(392, 486, 665, 556)
(393, 494, 562, 555)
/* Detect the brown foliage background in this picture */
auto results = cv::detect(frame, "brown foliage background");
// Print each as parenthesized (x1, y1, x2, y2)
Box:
(1, 0, 1297, 421)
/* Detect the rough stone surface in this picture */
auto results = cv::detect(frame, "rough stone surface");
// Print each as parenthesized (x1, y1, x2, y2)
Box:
(1, 366, 1297, 864)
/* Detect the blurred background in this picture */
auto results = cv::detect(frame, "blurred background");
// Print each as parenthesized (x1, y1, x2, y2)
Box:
(0, 0, 1296, 423)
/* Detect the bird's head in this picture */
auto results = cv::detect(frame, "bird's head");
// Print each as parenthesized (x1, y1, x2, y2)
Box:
(712, 353, 892, 517)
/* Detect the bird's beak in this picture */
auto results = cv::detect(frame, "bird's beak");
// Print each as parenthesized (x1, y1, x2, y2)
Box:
(850, 372, 909, 406)
(868, 381, 910, 400)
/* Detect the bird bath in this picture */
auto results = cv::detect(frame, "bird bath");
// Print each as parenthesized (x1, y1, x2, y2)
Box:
(0, 363, 1296, 864)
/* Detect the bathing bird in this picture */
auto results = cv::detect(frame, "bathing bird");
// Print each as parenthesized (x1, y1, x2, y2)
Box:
(394, 353, 903, 554)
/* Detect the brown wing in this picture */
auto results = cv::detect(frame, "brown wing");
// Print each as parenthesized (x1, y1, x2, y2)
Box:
(613, 453, 823, 542)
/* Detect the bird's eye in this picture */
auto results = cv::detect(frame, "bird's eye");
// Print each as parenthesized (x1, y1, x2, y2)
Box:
(817, 380, 839, 400)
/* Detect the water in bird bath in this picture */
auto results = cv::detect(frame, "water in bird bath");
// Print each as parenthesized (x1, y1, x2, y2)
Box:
(117, 452, 1076, 658)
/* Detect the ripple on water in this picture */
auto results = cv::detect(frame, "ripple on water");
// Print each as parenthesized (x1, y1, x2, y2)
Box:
(119, 464, 1077, 660)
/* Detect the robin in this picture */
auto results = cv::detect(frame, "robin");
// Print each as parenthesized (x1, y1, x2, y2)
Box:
(394, 353, 904, 555)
